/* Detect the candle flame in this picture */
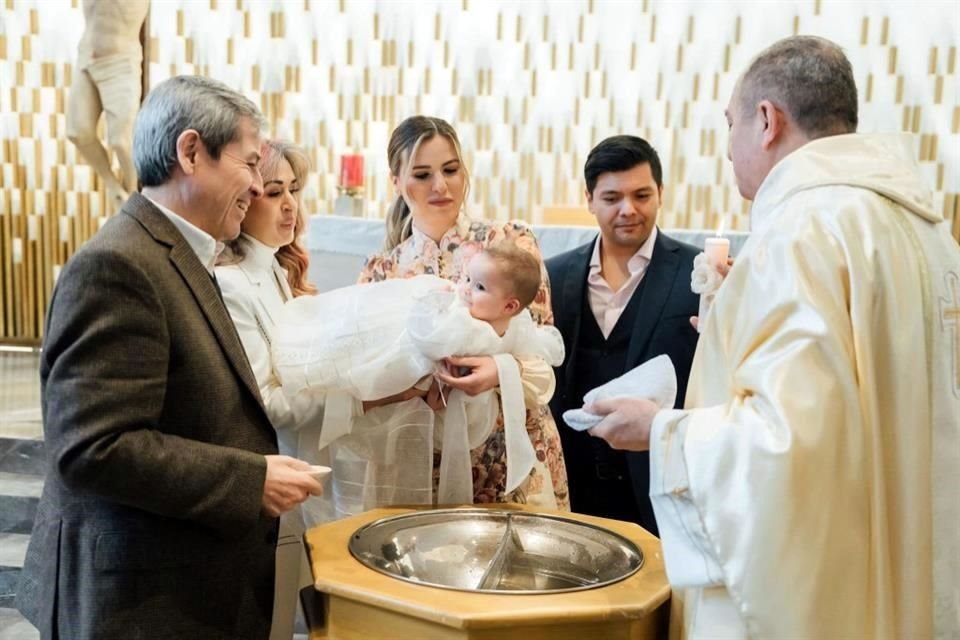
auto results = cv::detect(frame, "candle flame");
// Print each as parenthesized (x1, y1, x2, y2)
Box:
(715, 214, 727, 237)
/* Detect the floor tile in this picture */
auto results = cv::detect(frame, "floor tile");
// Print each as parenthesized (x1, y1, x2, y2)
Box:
(0, 475, 42, 500)
(0, 535, 29, 569)
(0, 441, 45, 477)
(0, 607, 39, 639)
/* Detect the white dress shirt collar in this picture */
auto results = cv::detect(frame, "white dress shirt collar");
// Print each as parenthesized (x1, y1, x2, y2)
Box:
(589, 225, 658, 275)
(240, 233, 280, 271)
(144, 195, 224, 274)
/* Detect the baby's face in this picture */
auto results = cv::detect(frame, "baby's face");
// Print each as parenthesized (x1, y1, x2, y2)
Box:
(459, 253, 517, 324)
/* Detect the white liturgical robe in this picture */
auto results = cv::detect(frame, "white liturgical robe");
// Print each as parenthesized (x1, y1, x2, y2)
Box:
(649, 134, 960, 639)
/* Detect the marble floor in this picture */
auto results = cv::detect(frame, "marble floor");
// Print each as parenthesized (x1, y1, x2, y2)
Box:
(0, 349, 42, 639)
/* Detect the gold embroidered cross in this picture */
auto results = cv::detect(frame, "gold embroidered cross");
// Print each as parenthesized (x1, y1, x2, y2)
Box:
(941, 271, 960, 394)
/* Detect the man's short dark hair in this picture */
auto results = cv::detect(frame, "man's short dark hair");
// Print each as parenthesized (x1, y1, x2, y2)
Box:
(584, 135, 663, 195)
(738, 35, 858, 138)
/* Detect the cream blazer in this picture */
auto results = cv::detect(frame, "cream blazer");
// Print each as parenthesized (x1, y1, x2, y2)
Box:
(216, 236, 327, 462)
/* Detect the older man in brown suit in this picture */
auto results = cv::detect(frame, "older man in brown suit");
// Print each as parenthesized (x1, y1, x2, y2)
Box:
(16, 76, 323, 639)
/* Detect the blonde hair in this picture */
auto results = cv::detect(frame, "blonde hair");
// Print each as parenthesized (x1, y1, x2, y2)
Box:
(384, 116, 471, 251)
(220, 140, 317, 297)
(483, 241, 542, 311)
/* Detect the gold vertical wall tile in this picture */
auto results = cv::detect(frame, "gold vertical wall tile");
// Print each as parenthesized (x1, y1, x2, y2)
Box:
(434, 12, 441, 40)
(3, 1, 958, 341)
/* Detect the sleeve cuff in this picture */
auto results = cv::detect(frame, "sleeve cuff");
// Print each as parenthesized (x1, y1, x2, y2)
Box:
(649, 408, 725, 588)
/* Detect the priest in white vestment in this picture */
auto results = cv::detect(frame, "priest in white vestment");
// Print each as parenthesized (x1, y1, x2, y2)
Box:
(586, 36, 960, 639)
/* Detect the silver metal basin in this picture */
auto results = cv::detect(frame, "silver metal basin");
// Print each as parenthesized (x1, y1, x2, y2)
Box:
(348, 509, 643, 594)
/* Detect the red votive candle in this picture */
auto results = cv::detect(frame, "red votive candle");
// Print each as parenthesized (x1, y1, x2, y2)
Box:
(340, 154, 364, 189)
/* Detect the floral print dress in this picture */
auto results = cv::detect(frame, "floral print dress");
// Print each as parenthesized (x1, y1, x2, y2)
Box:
(359, 215, 570, 510)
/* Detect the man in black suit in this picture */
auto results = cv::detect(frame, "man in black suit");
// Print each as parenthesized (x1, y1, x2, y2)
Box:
(546, 135, 699, 535)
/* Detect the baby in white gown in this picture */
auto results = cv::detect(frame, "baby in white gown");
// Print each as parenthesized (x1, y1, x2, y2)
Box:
(272, 243, 564, 515)
(272, 243, 564, 401)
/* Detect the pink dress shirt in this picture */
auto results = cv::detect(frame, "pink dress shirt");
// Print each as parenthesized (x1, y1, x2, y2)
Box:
(587, 226, 658, 338)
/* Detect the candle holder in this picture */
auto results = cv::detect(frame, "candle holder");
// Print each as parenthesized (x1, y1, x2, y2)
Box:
(333, 154, 365, 217)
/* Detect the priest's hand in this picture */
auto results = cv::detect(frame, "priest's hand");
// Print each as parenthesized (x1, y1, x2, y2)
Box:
(261, 455, 324, 518)
(585, 397, 660, 452)
(436, 356, 499, 396)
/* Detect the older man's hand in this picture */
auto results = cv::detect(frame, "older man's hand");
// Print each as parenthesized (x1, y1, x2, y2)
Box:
(586, 397, 660, 452)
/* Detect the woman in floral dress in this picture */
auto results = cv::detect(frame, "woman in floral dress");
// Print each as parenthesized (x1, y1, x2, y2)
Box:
(358, 115, 569, 509)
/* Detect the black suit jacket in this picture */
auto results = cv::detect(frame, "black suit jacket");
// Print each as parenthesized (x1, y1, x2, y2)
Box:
(17, 194, 279, 640)
(546, 229, 699, 532)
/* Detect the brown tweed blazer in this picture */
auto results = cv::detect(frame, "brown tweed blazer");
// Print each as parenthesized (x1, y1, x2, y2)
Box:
(17, 194, 281, 640)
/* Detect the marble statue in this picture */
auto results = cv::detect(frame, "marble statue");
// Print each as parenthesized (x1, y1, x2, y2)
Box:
(67, 0, 150, 212)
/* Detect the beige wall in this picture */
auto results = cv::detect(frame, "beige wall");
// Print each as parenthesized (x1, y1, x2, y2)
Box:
(1, 0, 958, 341)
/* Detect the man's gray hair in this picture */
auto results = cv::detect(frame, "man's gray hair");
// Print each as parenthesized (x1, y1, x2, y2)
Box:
(738, 35, 858, 138)
(133, 76, 267, 187)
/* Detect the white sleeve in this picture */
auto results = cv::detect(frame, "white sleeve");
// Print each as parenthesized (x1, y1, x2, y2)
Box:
(649, 407, 726, 588)
(218, 271, 326, 432)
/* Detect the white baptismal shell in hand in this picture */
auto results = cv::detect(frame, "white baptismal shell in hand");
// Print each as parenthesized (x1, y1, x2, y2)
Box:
(691, 252, 724, 295)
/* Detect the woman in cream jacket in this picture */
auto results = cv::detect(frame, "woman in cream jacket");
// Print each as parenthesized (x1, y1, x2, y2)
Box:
(216, 140, 331, 640)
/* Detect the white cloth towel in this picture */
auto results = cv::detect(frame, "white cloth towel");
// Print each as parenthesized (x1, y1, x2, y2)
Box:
(562, 355, 678, 431)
